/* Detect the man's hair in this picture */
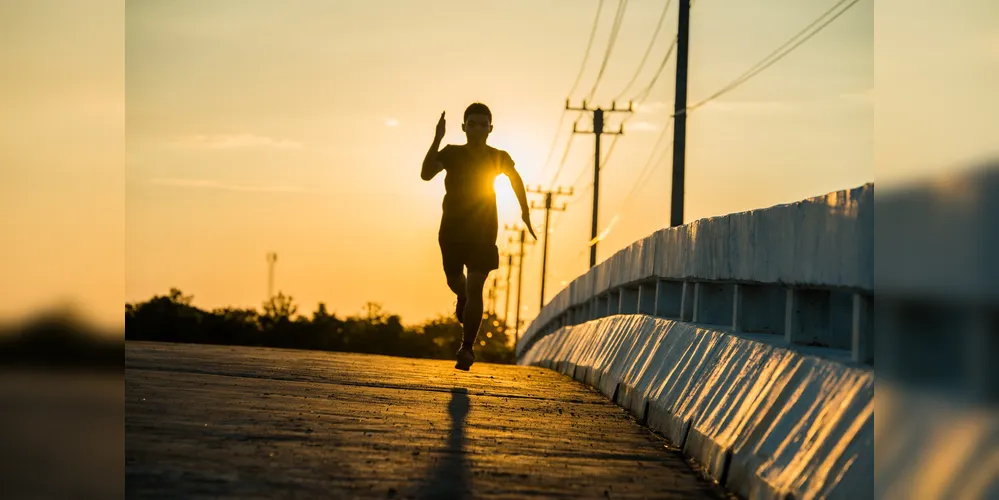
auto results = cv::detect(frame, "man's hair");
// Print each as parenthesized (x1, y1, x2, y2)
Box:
(463, 102, 492, 123)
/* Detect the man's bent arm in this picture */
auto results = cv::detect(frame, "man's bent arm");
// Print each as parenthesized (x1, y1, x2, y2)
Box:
(508, 168, 538, 239)
(421, 138, 443, 181)
(507, 167, 531, 215)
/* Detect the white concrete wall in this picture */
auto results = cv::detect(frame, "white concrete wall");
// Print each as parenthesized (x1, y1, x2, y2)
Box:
(517, 184, 876, 499)
(520, 315, 874, 500)
(519, 184, 873, 361)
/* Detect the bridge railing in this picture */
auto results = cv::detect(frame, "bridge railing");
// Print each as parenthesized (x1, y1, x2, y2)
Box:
(518, 183, 874, 365)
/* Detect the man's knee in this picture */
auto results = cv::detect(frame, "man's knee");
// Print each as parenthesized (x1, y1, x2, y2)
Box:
(445, 272, 466, 293)
(465, 271, 488, 295)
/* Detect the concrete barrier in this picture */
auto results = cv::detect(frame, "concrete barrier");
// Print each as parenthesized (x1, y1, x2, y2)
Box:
(517, 184, 876, 499)
(518, 184, 874, 365)
(520, 168, 999, 499)
(520, 315, 873, 500)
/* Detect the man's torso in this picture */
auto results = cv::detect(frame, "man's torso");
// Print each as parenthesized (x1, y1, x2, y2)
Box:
(438, 144, 512, 243)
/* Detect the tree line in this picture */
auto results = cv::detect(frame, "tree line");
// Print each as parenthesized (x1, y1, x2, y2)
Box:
(124, 288, 516, 364)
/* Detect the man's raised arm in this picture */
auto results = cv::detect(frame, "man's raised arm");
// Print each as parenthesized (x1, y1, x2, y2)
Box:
(421, 112, 447, 181)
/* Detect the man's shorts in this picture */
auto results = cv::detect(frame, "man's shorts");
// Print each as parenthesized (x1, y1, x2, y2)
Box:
(439, 236, 500, 276)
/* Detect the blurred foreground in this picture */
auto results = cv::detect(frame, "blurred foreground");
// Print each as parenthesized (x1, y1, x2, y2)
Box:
(874, 161, 999, 499)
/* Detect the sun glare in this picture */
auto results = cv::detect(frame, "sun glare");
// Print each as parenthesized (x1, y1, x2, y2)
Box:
(491, 135, 545, 225)
(495, 176, 520, 221)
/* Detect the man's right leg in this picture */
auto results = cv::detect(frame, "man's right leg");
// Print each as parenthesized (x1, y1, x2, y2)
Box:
(454, 270, 486, 371)
(460, 271, 488, 348)
(445, 271, 467, 323)
(440, 238, 468, 323)
(454, 240, 498, 371)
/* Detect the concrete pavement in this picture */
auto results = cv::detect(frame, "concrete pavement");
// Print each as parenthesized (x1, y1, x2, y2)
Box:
(126, 341, 730, 499)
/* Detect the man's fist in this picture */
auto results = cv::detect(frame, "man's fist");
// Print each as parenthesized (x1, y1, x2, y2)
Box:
(434, 111, 446, 142)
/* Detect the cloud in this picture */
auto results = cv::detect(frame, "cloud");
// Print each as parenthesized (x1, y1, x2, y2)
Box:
(699, 99, 793, 113)
(635, 101, 670, 114)
(699, 92, 875, 114)
(384, 118, 400, 127)
(150, 178, 303, 193)
(170, 134, 303, 150)
(627, 121, 661, 132)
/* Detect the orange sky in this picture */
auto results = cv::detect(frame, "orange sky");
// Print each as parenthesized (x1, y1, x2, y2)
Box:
(3, 0, 997, 332)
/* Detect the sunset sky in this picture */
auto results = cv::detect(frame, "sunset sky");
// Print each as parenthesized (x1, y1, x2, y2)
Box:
(3, 0, 996, 332)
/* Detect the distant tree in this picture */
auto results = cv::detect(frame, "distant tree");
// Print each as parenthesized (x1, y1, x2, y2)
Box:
(262, 292, 298, 321)
(124, 289, 516, 363)
(168, 287, 194, 306)
(125, 288, 204, 343)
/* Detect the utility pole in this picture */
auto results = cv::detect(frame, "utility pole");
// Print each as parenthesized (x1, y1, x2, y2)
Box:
(501, 252, 513, 329)
(527, 185, 572, 310)
(566, 99, 632, 267)
(266, 252, 277, 299)
(486, 275, 499, 315)
(486, 276, 493, 315)
(504, 224, 534, 345)
(671, 0, 691, 227)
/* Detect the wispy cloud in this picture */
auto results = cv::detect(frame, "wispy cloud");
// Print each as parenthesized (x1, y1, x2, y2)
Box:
(150, 178, 303, 193)
(635, 101, 669, 114)
(699, 100, 793, 113)
(170, 134, 303, 150)
(627, 121, 661, 132)
(698, 92, 874, 114)
(384, 118, 400, 127)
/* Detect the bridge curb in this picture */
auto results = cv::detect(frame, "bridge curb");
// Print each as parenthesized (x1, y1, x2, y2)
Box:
(520, 316, 873, 500)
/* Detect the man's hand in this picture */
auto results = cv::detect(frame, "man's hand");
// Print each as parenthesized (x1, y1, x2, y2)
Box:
(522, 211, 538, 240)
(434, 111, 446, 142)
(422, 111, 446, 181)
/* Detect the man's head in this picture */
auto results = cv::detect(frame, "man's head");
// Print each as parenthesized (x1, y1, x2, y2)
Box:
(461, 102, 493, 146)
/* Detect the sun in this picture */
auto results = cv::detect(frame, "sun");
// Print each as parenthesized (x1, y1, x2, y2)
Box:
(490, 135, 545, 225)
(494, 176, 520, 222)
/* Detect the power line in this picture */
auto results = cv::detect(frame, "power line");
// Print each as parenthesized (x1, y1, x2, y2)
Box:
(568, 0, 608, 99)
(619, 118, 675, 217)
(570, 133, 620, 194)
(585, 0, 630, 101)
(626, 0, 705, 104)
(583, 120, 674, 249)
(631, 37, 678, 103)
(685, 0, 861, 113)
(614, 0, 674, 102)
(548, 133, 620, 240)
(539, 111, 570, 176)
(540, 0, 607, 179)
(548, 133, 577, 187)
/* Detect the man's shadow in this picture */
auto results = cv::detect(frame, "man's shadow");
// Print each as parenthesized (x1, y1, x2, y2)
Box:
(418, 387, 471, 499)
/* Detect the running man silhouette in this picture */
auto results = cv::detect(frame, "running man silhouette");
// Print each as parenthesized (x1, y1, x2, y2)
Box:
(421, 103, 536, 370)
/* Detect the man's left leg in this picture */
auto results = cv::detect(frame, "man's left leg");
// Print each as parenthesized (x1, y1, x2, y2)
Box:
(455, 270, 487, 370)
(454, 239, 498, 371)
(461, 271, 488, 347)
(439, 237, 468, 323)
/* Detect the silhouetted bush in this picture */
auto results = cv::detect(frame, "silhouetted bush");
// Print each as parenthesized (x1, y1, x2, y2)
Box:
(0, 308, 122, 369)
(124, 289, 515, 364)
